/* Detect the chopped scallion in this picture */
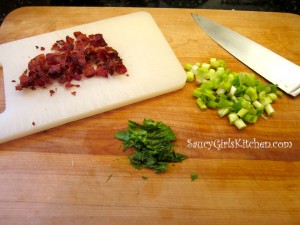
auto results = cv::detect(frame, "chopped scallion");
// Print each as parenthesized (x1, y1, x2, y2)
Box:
(184, 58, 282, 130)
(228, 113, 239, 125)
(237, 108, 248, 118)
(252, 100, 262, 109)
(234, 118, 247, 130)
(265, 103, 275, 116)
(196, 98, 207, 110)
(186, 71, 194, 82)
(218, 108, 230, 117)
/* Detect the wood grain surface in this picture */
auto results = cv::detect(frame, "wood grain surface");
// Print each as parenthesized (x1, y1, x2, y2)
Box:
(0, 7, 299, 225)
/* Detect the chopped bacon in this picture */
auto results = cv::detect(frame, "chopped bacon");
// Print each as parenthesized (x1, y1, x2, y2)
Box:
(83, 67, 97, 78)
(65, 82, 80, 89)
(74, 31, 90, 49)
(115, 64, 127, 74)
(28, 54, 47, 72)
(65, 82, 74, 89)
(95, 66, 109, 78)
(15, 31, 127, 91)
(88, 34, 107, 47)
(49, 89, 55, 96)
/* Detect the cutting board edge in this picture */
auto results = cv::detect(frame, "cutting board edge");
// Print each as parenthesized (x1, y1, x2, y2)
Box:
(0, 81, 186, 144)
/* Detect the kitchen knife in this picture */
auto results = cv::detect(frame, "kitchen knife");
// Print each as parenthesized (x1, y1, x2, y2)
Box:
(191, 13, 300, 97)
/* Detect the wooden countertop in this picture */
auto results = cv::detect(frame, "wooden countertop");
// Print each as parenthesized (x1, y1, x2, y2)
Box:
(0, 7, 300, 225)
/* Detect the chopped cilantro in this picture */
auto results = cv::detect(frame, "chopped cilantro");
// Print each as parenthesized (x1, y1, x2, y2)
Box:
(191, 173, 199, 181)
(115, 119, 187, 173)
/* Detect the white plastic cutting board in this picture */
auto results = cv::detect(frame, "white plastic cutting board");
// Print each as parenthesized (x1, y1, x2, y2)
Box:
(0, 11, 186, 144)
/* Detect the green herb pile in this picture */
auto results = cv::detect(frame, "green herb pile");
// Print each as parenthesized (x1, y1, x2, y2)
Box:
(185, 58, 283, 129)
(115, 119, 187, 173)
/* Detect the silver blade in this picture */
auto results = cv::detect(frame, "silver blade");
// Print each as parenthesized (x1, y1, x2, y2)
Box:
(191, 13, 300, 97)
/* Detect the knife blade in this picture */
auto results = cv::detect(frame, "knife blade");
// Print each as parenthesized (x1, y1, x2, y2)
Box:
(191, 13, 300, 97)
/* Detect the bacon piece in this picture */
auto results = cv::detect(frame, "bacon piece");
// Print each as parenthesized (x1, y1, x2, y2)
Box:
(115, 64, 127, 74)
(88, 34, 107, 47)
(16, 31, 127, 91)
(95, 66, 109, 78)
(83, 67, 97, 78)
(74, 31, 89, 49)
(49, 89, 55, 96)
(65, 82, 80, 89)
(48, 64, 62, 75)
(28, 54, 47, 72)
(46, 53, 66, 66)
(15, 71, 31, 90)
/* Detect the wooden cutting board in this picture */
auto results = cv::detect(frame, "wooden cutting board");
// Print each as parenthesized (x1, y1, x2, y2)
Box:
(0, 11, 186, 144)
(0, 7, 300, 225)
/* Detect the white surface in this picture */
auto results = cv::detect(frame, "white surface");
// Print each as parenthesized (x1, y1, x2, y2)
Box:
(0, 11, 186, 144)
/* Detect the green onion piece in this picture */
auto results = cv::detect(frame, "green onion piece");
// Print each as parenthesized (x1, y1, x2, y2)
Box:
(264, 85, 272, 94)
(216, 67, 225, 76)
(193, 89, 202, 98)
(252, 100, 262, 109)
(246, 87, 258, 101)
(196, 98, 207, 110)
(210, 58, 226, 68)
(276, 90, 283, 97)
(228, 113, 239, 125)
(260, 96, 273, 106)
(247, 107, 257, 115)
(231, 95, 238, 103)
(229, 86, 237, 96)
(201, 63, 210, 70)
(186, 71, 194, 82)
(191, 64, 199, 76)
(231, 101, 242, 112)
(243, 93, 251, 102)
(195, 70, 206, 84)
(237, 108, 248, 118)
(216, 88, 226, 95)
(218, 108, 230, 117)
(265, 103, 275, 116)
(217, 98, 234, 108)
(207, 100, 218, 108)
(210, 58, 217, 68)
(258, 91, 266, 100)
(184, 63, 193, 71)
(243, 114, 258, 123)
(203, 89, 216, 101)
(267, 93, 277, 101)
(234, 119, 247, 130)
